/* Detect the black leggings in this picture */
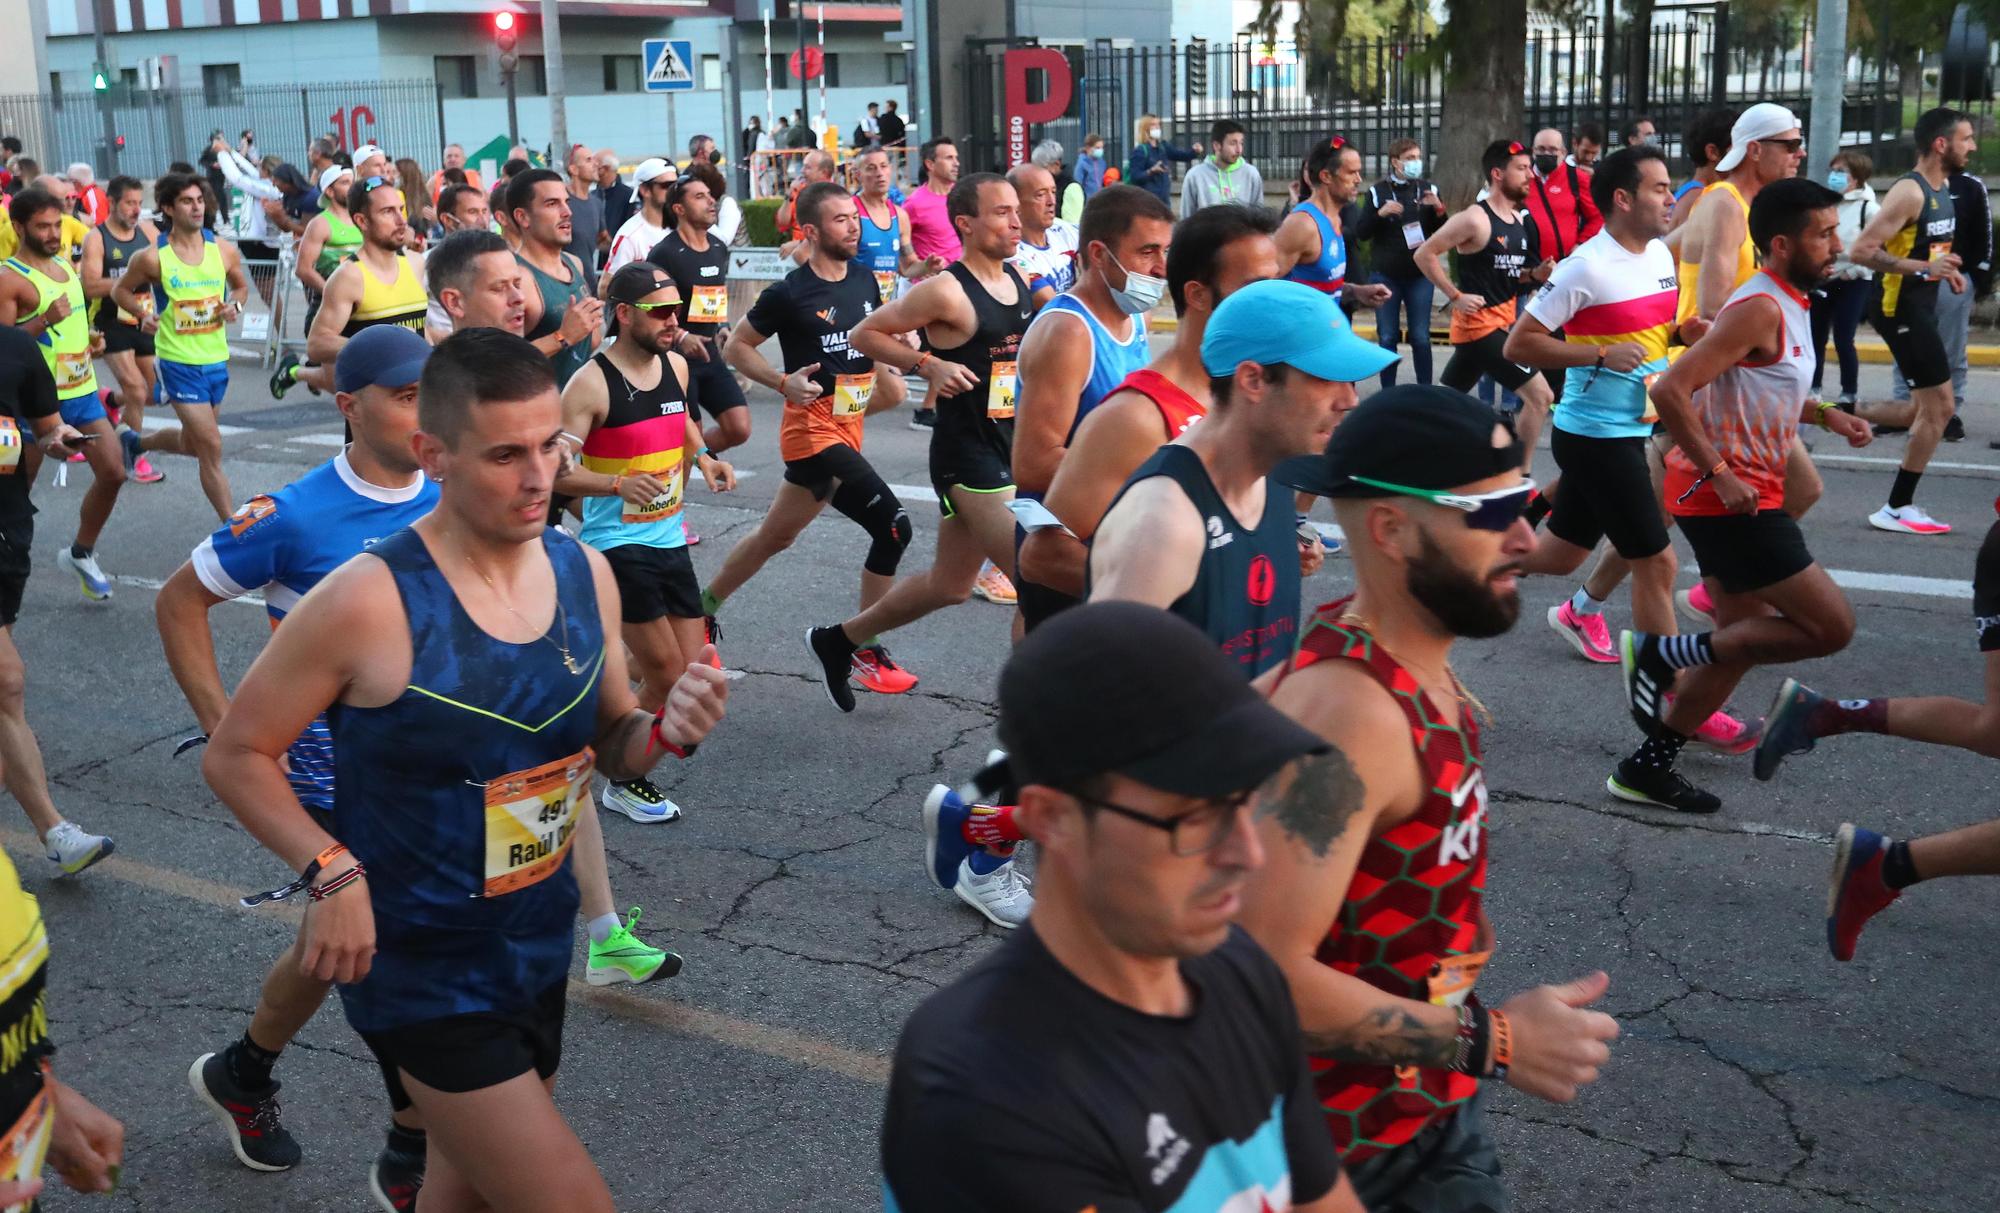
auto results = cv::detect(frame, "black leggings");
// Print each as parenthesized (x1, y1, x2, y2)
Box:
(784, 445, 912, 576)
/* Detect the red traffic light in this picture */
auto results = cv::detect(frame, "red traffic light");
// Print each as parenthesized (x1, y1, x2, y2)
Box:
(493, 10, 515, 31)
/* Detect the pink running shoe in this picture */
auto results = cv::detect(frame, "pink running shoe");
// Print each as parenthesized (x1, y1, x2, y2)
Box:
(132, 455, 164, 484)
(1676, 581, 1717, 629)
(1546, 600, 1616, 663)
(1669, 697, 1762, 755)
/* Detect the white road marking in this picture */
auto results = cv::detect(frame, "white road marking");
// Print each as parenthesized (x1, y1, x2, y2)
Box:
(139, 415, 252, 437)
(287, 432, 347, 447)
(1815, 453, 2000, 476)
(111, 574, 264, 608)
(1826, 569, 1973, 599)
(889, 482, 939, 503)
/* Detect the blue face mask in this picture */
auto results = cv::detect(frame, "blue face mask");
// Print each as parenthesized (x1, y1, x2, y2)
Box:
(1400, 158, 1423, 180)
(1827, 170, 1850, 193)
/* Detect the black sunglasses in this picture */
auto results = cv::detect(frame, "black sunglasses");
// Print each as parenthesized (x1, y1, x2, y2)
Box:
(1073, 788, 1256, 856)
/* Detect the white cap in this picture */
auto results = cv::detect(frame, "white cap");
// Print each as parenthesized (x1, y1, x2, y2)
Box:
(317, 163, 353, 194)
(352, 143, 387, 166)
(632, 158, 674, 186)
(1715, 103, 1800, 173)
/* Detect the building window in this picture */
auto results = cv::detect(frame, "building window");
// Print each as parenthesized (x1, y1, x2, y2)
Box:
(519, 54, 548, 96)
(436, 55, 477, 99)
(701, 54, 722, 90)
(49, 73, 63, 108)
(604, 54, 641, 93)
(202, 63, 242, 106)
(887, 52, 907, 85)
(822, 53, 840, 87)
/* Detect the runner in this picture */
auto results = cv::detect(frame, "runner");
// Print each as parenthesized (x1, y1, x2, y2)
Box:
(199, 328, 727, 1213)
(1005, 161, 1080, 309)
(1415, 139, 1555, 459)
(600, 158, 675, 282)
(1848, 106, 1975, 535)
(272, 164, 360, 399)
(510, 168, 603, 389)
(111, 171, 250, 524)
(903, 137, 963, 432)
(556, 263, 736, 823)
(885, 602, 1365, 1213)
(426, 229, 529, 337)
(1239, 388, 1620, 1211)
(648, 167, 750, 453)
(708, 182, 913, 693)
(802, 172, 1033, 714)
(1010, 184, 1172, 630)
(0, 320, 116, 875)
(78, 174, 164, 483)
(1275, 135, 1392, 313)
(853, 146, 946, 308)
(1665, 106, 1737, 239)
(1018, 203, 1281, 600)
(1091, 278, 1394, 676)
(1613, 177, 1872, 814)
(307, 174, 428, 372)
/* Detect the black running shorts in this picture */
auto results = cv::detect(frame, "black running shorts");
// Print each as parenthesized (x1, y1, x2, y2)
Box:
(100, 322, 155, 358)
(1972, 518, 2000, 652)
(602, 541, 702, 623)
(784, 442, 878, 500)
(1546, 428, 1671, 560)
(1346, 1087, 1506, 1213)
(1870, 303, 1951, 391)
(1440, 330, 1538, 395)
(930, 417, 1014, 519)
(1013, 523, 1081, 632)
(361, 980, 567, 1109)
(687, 355, 746, 418)
(1674, 509, 1814, 595)
(0, 524, 29, 629)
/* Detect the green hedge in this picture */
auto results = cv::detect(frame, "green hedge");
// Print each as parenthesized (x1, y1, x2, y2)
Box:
(742, 197, 783, 247)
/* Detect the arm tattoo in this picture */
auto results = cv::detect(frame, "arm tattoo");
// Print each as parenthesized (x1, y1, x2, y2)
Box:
(1256, 749, 1366, 858)
(1302, 1005, 1458, 1068)
(594, 709, 655, 783)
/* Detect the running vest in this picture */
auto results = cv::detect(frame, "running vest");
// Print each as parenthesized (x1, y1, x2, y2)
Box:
(1097, 446, 1300, 678)
(1876, 170, 1956, 319)
(1285, 200, 1347, 293)
(1114, 367, 1206, 440)
(520, 251, 593, 387)
(577, 352, 691, 552)
(1019, 291, 1152, 496)
(1676, 180, 1756, 326)
(0, 848, 51, 1191)
(1448, 200, 1533, 342)
(152, 231, 230, 366)
(93, 223, 150, 327)
(856, 195, 902, 303)
(329, 526, 603, 1032)
(932, 262, 1034, 441)
(341, 251, 428, 337)
(315, 211, 363, 280)
(3, 257, 95, 400)
(1282, 599, 1485, 1162)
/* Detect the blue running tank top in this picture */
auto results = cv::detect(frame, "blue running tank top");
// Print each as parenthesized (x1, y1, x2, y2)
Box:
(1285, 201, 1347, 294)
(856, 194, 902, 304)
(329, 526, 604, 1032)
(1018, 291, 1151, 501)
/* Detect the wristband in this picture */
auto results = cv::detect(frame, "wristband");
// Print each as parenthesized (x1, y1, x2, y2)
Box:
(1451, 1002, 1482, 1074)
(647, 706, 698, 760)
(1815, 399, 1836, 429)
(307, 842, 349, 879)
(240, 842, 352, 908)
(1487, 1008, 1514, 1079)
(307, 862, 366, 902)
(610, 472, 625, 496)
(913, 351, 932, 375)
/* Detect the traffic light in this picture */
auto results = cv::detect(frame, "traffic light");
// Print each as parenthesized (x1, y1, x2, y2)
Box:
(493, 11, 518, 72)
(114, 135, 125, 150)
(91, 63, 109, 92)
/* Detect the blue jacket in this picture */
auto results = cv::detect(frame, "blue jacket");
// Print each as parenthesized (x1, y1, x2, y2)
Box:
(1127, 140, 1197, 204)
(1077, 153, 1106, 197)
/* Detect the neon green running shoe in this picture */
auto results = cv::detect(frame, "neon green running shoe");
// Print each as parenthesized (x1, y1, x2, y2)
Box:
(586, 907, 683, 986)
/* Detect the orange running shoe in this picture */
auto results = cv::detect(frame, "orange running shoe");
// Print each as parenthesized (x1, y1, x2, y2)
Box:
(851, 644, 918, 694)
(972, 562, 1017, 606)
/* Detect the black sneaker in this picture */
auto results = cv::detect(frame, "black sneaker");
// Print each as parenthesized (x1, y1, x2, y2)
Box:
(1616, 631, 1676, 732)
(268, 352, 299, 401)
(1944, 415, 1966, 443)
(188, 1050, 303, 1171)
(908, 409, 936, 432)
(369, 1145, 426, 1212)
(805, 626, 858, 713)
(1606, 759, 1722, 814)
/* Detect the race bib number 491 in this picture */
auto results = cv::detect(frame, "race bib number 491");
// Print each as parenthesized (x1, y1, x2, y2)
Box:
(482, 749, 593, 897)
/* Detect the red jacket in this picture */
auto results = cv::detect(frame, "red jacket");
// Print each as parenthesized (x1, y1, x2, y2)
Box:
(1524, 163, 1602, 262)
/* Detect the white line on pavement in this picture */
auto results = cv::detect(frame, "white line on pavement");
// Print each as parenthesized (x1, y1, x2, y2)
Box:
(288, 432, 346, 447)
(1827, 569, 1973, 599)
(889, 482, 937, 503)
(138, 415, 251, 437)
(1815, 453, 2000, 476)
(112, 574, 264, 608)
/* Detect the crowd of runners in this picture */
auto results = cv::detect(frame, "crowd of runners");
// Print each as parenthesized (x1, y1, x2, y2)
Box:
(0, 101, 1993, 1211)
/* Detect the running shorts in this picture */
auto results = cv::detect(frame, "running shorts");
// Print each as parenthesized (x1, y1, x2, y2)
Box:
(602, 541, 702, 623)
(1013, 523, 1081, 633)
(361, 979, 567, 1110)
(0, 523, 30, 628)
(929, 420, 1014, 519)
(1674, 509, 1813, 595)
(1440, 330, 1538, 395)
(56, 392, 107, 429)
(156, 359, 230, 406)
(688, 355, 746, 418)
(1870, 303, 1951, 391)
(1346, 1087, 1506, 1213)
(783, 442, 881, 500)
(100, 323, 155, 357)
(1546, 428, 1671, 560)
(1972, 517, 2000, 652)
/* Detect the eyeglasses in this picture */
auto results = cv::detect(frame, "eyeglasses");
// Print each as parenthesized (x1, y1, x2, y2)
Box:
(1756, 137, 1805, 153)
(626, 298, 681, 312)
(1072, 788, 1256, 857)
(358, 175, 389, 189)
(1348, 476, 1538, 531)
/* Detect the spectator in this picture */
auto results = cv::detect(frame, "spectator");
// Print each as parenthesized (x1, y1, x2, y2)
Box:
(502, 156, 530, 180)
(689, 133, 719, 168)
(12, 159, 37, 191)
(1031, 139, 1073, 200)
(595, 147, 634, 236)
(1625, 116, 1656, 148)
(427, 143, 484, 204)
(1126, 112, 1200, 207)
(1351, 137, 1447, 387)
(709, 162, 745, 246)
(879, 99, 907, 148)
(197, 132, 231, 222)
(239, 128, 259, 160)
(1178, 118, 1264, 217)
(1524, 126, 1601, 263)
(1076, 132, 1107, 199)
(775, 149, 837, 260)
(66, 163, 106, 226)
(858, 101, 882, 149)
(0, 135, 20, 193)
(785, 109, 817, 154)
(1668, 105, 1737, 228)
(396, 156, 431, 246)
(306, 135, 338, 180)
(562, 144, 606, 287)
(1812, 149, 1875, 409)
(265, 160, 318, 232)
(214, 143, 287, 255)
(1570, 121, 1604, 168)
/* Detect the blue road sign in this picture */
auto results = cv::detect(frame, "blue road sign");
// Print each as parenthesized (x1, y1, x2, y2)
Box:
(643, 39, 696, 93)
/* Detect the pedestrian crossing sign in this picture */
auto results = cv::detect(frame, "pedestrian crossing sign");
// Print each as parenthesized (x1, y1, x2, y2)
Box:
(643, 39, 696, 92)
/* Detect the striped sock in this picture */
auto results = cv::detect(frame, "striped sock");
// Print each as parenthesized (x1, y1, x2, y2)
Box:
(1656, 633, 1715, 669)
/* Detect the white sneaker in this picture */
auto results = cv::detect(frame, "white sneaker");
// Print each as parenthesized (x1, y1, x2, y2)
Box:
(1868, 504, 1952, 535)
(45, 821, 113, 877)
(56, 549, 113, 600)
(953, 856, 1033, 928)
(602, 777, 683, 823)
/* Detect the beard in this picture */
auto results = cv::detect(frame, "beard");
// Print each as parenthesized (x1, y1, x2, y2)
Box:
(1405, 526, 1521, 639)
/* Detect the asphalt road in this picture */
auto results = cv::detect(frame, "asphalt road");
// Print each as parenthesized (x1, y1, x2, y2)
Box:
(13, 347, 2000, 1212)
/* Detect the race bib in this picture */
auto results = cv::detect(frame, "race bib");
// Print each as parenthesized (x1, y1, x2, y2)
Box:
(0, 1063, 52, 1213)
(689, 284, 728, 322)
(0, 419, 18, 475)
(987, 359, 1019, 420)
(1402, 221, 1425, 250)
(873, 269, 897, 302)
(171, 294, 223, 335)
(53, 351, 91, 394)
(1425, 950, 1492, 1009)
(622, 461, 685, 524)
(481, 748, 593, 897)
(832, 372, 875, 418)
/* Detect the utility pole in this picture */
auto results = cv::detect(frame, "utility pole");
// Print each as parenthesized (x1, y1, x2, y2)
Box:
(1808, 0, 1848, 174)
(797, 0, 810, 132)
(541, 0, 568, 161)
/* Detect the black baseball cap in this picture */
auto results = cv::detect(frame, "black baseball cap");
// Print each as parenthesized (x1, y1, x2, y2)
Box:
(997, 602, 1329, 799)
(606, 262, 678, 306)
(1275, 384, 1522, 498)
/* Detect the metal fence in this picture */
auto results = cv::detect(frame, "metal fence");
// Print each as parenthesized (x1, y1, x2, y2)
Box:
(0, 79, 442, 182)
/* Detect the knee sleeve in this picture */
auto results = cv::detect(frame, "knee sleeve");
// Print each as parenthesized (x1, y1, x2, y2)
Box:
(829, 474, 911, 576)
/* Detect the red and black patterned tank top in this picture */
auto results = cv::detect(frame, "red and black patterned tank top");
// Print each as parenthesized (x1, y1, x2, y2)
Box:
(1284, 597, 1488, 1161)
(1113, 367, 1206, 440)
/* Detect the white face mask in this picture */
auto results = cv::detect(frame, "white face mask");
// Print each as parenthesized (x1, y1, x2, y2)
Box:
(1148, 127, 1162, 142)
(1105, 250, 1166, 315)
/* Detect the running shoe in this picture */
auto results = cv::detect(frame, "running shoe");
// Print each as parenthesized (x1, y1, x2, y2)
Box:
(922, 785, 976, 891)
(586, 907, 683, 985)
(1668, 699, 1762, 756)
(602, 777, 682, 823)
(852, 643, 918, 695)
(369, 1146, 425, 1213)
(1868, 504, 1952, 535)
(1606, 759, 1722, 814)
(56, 548, 112, 601)
(685, 524, 701, 546)
(1827, 823, 1899, 962)
(44, 821, 112, 877)
(954, 857, 1033, 928)
(1547, 601, 1616, 663)
(188, 1051, 303, 1172)
(908, 409, 936, 432)
(972, 562, 1018, 605)
(118, 427, 141, 473)
(703, 614, 723, 649)
(1316, 523, 1345, 556)
(1753, 676, 1823, 782)
(1676, 582, 1717, 629)
(1944, 415, 1966, 443)
(268, 351, 299, 400)
(1617, 630, 1674, 732)
(805, 626, 859, 712)
(133, 453, 164, 483)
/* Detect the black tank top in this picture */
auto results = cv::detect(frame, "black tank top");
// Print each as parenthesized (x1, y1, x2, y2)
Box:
(1098, 445, 1301, 679)
(648, 230, 732, 341)
(930, 261, 1034, 440)
(93, 223, 149, 325)
(1877, 170, 1957, 317)
(1458, 200, 1534, 305)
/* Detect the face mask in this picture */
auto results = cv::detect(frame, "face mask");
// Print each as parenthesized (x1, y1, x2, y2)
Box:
(1399, 158, 1423, 180)
(1105, 250, 1166, 315)
(1532, 153, 1560, 176)
(1149, 128, 1162, 141)
(1087, 147, 1102, 159)
(1827, 170, 1850, 192)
